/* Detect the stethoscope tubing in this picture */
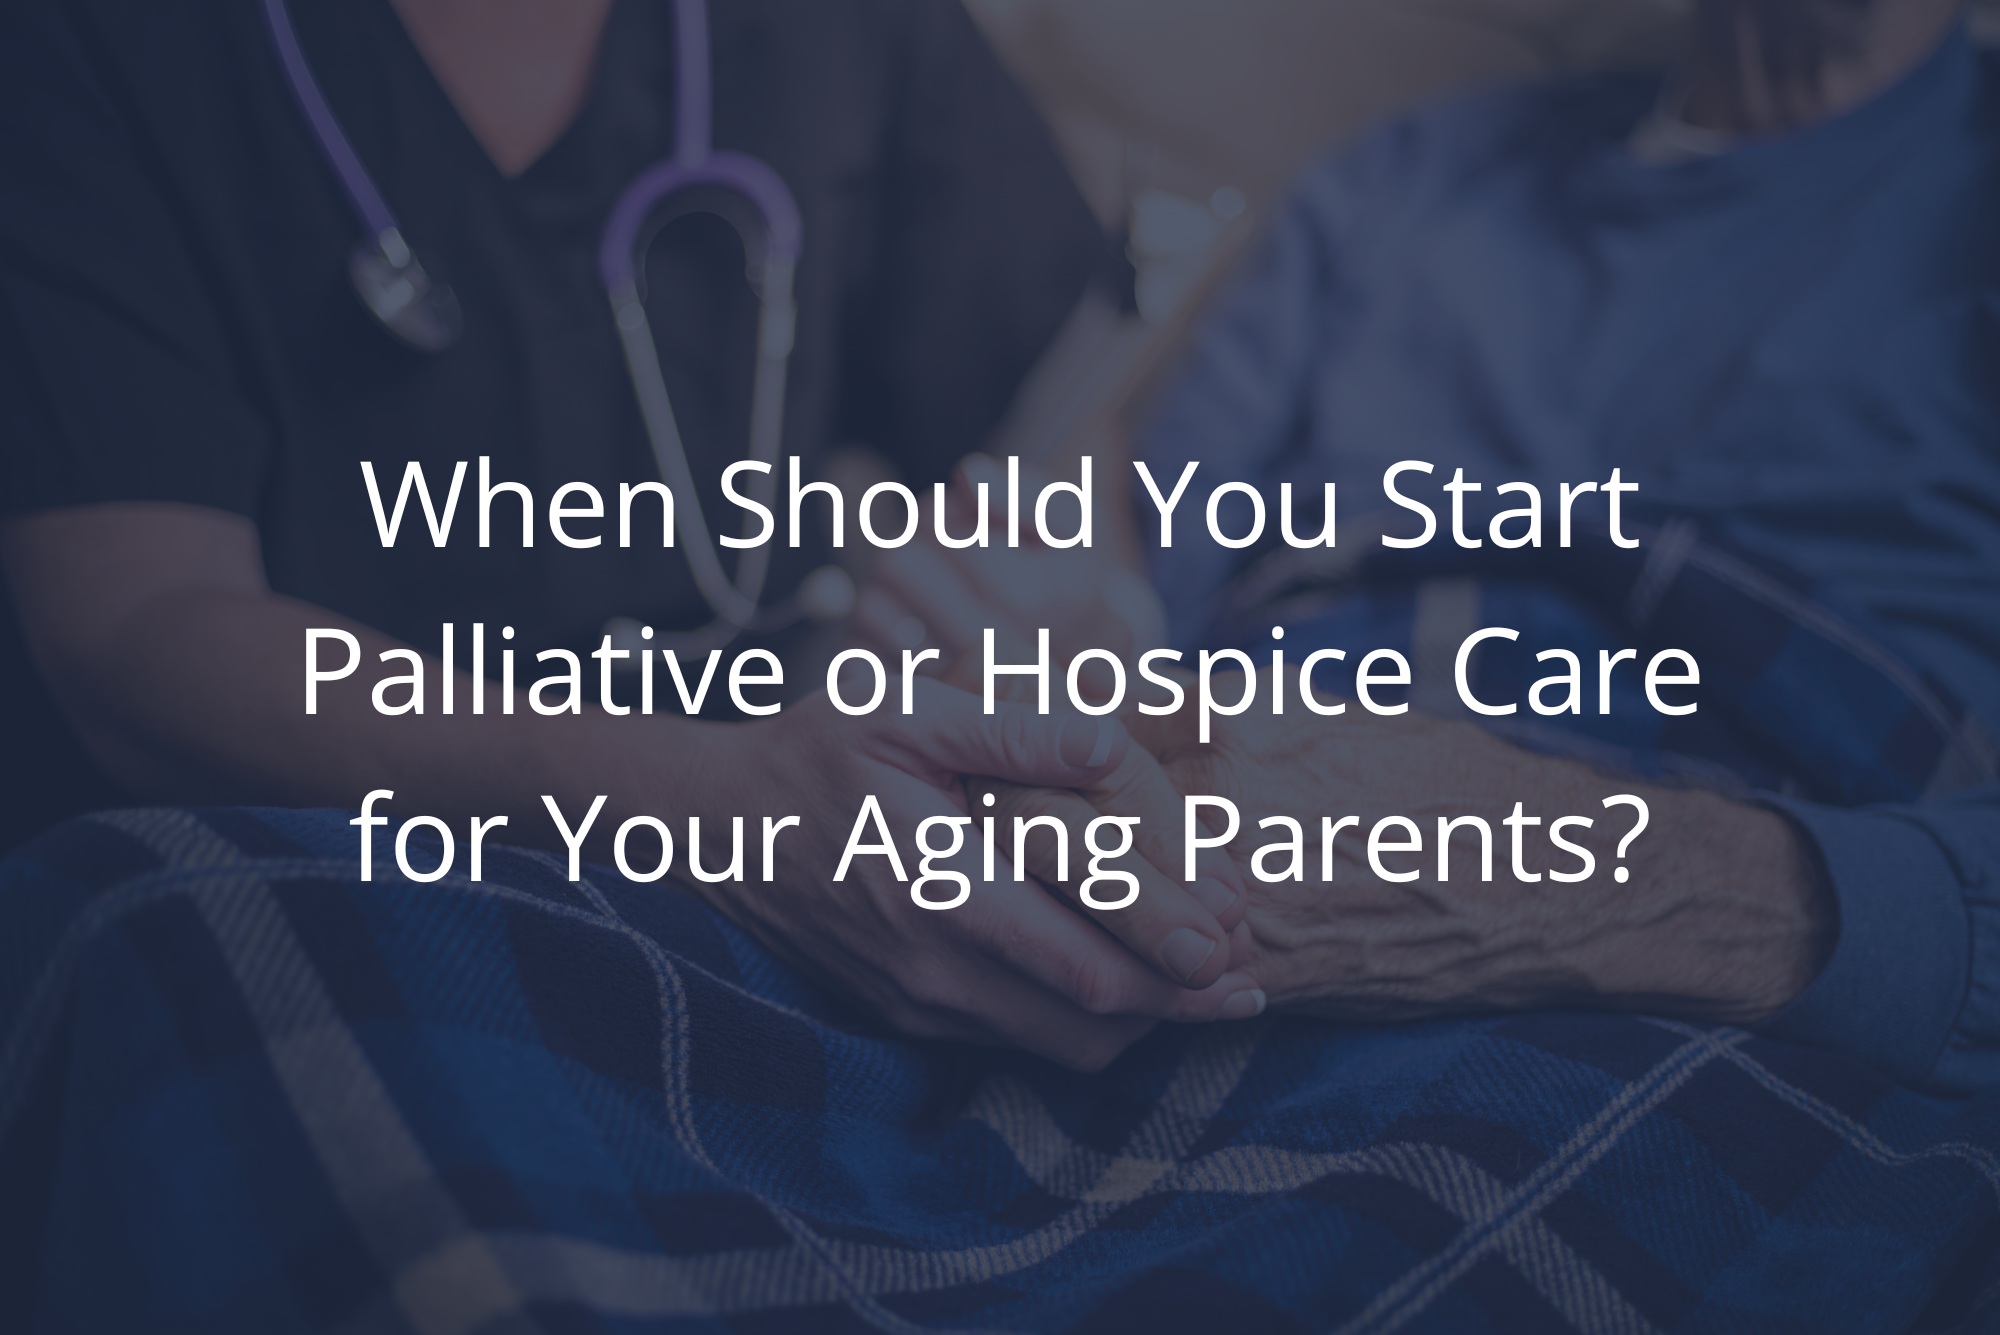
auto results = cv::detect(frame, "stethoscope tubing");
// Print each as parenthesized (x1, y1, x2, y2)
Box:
(261, 0, 400, 246)
(267, 0, 812, 649)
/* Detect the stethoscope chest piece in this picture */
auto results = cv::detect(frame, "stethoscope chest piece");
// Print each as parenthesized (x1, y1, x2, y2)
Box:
(351, 228, 462, 352)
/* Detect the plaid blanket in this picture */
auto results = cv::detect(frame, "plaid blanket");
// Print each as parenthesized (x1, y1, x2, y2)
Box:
(5, 803, 2000, 1333)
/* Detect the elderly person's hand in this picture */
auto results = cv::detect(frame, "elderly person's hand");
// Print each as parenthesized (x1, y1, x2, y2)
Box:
(982, 670, 1834, 1027)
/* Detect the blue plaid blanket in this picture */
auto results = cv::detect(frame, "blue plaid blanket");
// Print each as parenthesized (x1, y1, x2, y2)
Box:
(5, 803, 2000, 1333)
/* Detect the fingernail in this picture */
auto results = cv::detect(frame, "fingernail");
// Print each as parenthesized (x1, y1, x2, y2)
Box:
(1220, 989, 1267, 1021)
(1161, 928, 1219, 982)
(1058, 715, 1116, 769)
(1191, 877, 1236, 917)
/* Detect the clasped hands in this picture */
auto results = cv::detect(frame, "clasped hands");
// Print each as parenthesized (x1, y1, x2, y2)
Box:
(684, 460, 1832, 1073)
(969, 686, 1831, 1033)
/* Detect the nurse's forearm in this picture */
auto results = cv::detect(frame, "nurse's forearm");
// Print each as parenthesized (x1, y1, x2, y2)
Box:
(3, 504, 742, 856)
(5, 507, 1269, 1069)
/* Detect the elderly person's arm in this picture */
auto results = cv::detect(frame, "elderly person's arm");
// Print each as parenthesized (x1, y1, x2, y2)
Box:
(990, 689, 2000, 1093)
(983, 690, 1832, 1021)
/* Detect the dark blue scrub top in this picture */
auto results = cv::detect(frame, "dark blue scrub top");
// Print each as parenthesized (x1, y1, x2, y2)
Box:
(0, 0, 1107, 850)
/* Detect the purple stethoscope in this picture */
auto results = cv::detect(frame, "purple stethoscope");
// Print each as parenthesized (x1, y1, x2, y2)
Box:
(265, 0, 849, 645)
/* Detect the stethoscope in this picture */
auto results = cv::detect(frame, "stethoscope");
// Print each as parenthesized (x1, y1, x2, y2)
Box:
(264, 0, 854, 651)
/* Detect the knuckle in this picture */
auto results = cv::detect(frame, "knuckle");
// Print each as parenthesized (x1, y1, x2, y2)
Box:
(1062, 955, 1131, 1017)
(1019, 795, 1082, 838)
(996, 706, 1043, 775)
(895, 962, 965, 1014)
(1010, 787, 1059, 817)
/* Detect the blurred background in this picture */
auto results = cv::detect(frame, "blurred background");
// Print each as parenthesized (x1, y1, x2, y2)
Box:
(962, 0, 2000, 462)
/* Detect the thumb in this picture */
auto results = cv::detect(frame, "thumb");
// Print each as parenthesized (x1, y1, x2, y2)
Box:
(899, 677, 1129, 787)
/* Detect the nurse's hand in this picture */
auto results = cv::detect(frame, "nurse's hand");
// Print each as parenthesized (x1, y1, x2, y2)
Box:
(4, 502, 1261, 1071)
(672, 677, 1263, 1071)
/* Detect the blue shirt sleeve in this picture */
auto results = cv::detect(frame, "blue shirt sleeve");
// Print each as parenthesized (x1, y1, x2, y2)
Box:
(1760, 782, 2000, 1096)
(1138, 117, 1437, 648)
(1138, 186, 1340, 647)
(1137, 52, 2000, 1096)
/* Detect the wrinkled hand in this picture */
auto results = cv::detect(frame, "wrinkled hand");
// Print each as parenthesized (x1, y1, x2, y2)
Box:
(989, 671, 1832, 1026)
(672, 678, 1264, 1071)
(962, 722, 1270, 1025)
